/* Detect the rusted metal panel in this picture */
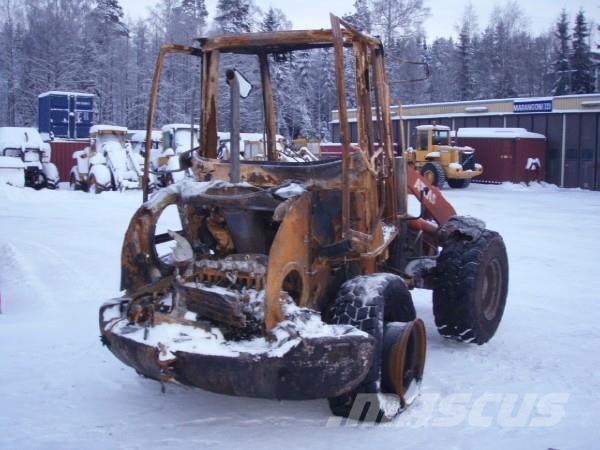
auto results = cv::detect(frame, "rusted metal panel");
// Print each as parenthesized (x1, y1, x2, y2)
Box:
(265, 193, 312, 330)
(192, 155, 368, 189)
(259, 52, 277, 161)
(197, 29, 359, 53)
(143, 44, 201, 201)
(201, 50, 220, 160)
(101, 300, 375, 400)
(49, 140, 88, 181)
(330, 14, 352, 239)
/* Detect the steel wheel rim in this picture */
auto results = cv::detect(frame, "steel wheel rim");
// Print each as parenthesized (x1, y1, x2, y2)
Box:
(423, 170, 435, 183)
(387, 319, 426, 407)
(482, 257, 502, 320)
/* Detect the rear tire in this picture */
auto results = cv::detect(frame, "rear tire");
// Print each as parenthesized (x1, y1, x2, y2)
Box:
(327, 274, 422, 422)
(383, 276, 416, 323)
(88, 174, 107, 194)
(420, 162, 446, 188)
(30, 171, 47, 190)
(433, 230, 509, 344)
(70, 174, 82, 191)
(447, 178, 471, 189)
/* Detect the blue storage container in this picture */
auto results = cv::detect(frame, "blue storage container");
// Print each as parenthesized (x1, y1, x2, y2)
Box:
(38, 91, 95, 139)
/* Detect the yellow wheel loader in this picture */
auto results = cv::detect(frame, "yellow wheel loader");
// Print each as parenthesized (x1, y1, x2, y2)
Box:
(406, 124, 483, 188)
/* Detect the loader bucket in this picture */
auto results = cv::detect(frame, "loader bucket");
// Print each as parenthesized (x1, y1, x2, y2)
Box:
(100, 299, 376, 400)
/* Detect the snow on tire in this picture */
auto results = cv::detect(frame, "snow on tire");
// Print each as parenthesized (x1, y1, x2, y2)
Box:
(326, 273, 417, 422)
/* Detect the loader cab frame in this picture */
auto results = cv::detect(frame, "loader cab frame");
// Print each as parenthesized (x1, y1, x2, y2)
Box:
(141, 15, 401, 239)
(416, 125, 451, 150)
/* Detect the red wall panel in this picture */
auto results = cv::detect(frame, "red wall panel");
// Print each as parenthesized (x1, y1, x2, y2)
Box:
(49, 140, 89, 181)
(457, 136, 546, 183)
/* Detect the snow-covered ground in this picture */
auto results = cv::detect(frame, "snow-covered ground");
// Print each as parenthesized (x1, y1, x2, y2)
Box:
(1, 182, 599, 450)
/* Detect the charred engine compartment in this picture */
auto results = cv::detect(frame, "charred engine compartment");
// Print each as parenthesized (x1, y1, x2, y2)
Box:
(125, 180, 298, 336)
(118, 173, 356, 343)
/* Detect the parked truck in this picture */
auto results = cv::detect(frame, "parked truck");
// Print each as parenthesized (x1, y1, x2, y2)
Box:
(128, 129, 162, 156)
(70, 125, 144, 193)
(0, 127, 59, 189)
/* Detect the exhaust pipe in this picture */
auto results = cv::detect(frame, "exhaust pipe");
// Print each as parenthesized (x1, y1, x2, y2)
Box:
(226, 69, 241, 183)
(381, 319, 427, 408)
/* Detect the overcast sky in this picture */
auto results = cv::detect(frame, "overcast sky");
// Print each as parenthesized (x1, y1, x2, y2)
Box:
(119, 0, 599, 40)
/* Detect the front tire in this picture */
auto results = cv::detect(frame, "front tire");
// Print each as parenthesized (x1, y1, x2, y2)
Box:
(27, 170, 47, 190)
(327, 274, 425, 422)
(70, 174, 82, 191)
(88, 174, 107, 194)
(420, 162, 446, 188)
(433, 230, 509, 344)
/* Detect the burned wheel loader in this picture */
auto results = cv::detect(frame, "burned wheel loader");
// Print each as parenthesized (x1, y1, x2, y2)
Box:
(100, 15, 509, 422)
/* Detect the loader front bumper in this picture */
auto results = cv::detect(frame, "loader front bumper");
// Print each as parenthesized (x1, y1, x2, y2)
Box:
(100, 299, 375, 400)
(446, 163, 483, 179)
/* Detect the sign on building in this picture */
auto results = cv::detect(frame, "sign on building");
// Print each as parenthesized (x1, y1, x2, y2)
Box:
(513, 99, 553, 114)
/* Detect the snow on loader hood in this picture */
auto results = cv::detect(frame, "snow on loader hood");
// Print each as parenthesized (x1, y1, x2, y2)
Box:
(0, 127, 44, 151)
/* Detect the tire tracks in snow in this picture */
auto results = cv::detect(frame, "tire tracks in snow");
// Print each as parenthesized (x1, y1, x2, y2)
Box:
(0, 239, 93, 309)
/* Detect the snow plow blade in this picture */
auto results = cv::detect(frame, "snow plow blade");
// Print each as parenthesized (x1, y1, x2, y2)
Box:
(100, 300, 375, 400)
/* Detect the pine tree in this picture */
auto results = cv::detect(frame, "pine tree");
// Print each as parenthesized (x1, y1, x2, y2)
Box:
(261, 7, 278, 32)
(570, 9, 595, 94)
(552, 10, 571, 95)
(342, 0, 372, 34)
(87, 0, 129, 122)
(491, 19, 516, 98)
(91, 0, 129, 39)
(457, 24, 474, 100)
(181, 0, 208, 29)
(427, 37, 459, 102)
(0, 0, 23, 125)
(455, 4, 476, 100)
(214, 0, 252, 34)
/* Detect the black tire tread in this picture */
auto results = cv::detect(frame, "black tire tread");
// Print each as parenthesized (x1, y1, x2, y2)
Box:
(421, 162, 446, 188)
(433, 229, 508, 344)
(327, 274, 415, 420)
